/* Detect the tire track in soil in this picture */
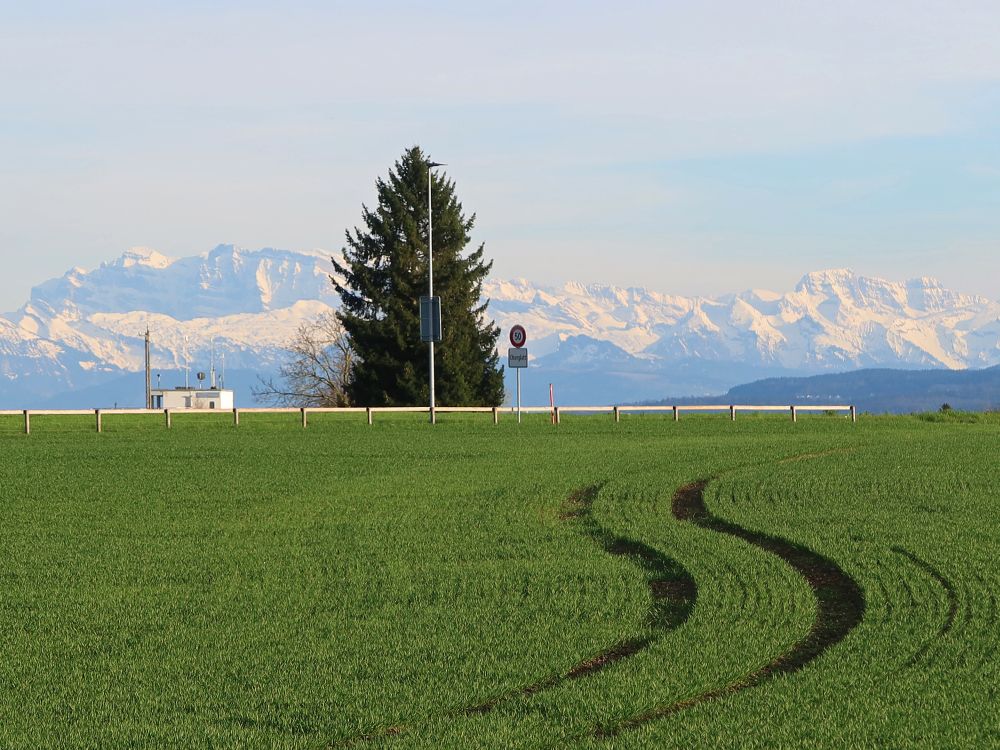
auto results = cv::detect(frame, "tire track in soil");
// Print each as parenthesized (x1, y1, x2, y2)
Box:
(333, 485, 695, 746)
(891, 546, 958, 668)
(462, 485, 695, 713)
(594, 479, 866, 738)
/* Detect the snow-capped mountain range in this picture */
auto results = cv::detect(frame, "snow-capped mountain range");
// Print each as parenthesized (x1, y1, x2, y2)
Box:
(2, 244, 998, 407)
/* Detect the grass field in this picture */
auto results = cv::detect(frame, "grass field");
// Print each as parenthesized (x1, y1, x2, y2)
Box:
(1, 412, 997, 748)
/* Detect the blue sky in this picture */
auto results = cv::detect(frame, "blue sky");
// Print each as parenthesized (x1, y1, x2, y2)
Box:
(2, 0, 1000, 310)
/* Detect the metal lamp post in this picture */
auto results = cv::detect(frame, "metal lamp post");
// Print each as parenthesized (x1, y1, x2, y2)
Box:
(426, 160, 444, 424)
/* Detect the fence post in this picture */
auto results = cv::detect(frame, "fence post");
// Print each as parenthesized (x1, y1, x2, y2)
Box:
(614, 406, 620, 423)
(95, 409, 102, 433)
(233, 408, 239, 427)
(730, 405, 736, 422)
(492, 406, 499, 425)
(554, 406, 560, 425)
(366, 407, 373, 426)
(850, 405, 857, 423)
(301, 407, 308, 429)
(672, 405, 679, 422)
(164, 409, 172, 429)
(790, 405, 797, 423)
(23, 410, 30, 435)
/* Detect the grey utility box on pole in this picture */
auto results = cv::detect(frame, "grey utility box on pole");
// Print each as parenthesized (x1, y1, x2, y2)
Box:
(420, 296, 442, 342)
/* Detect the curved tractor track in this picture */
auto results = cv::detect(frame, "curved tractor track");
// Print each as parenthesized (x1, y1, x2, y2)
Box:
(595, 479, 866, 738)
(891, 546, 958, 668)
(336, 486, 695, 746)
(463, 485, 696, 713)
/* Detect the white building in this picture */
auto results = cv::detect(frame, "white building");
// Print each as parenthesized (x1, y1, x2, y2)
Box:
(151, 387, 234, 410)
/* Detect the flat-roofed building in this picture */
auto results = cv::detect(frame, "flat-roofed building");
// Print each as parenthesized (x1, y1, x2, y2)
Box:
(151, 387, 234, 410)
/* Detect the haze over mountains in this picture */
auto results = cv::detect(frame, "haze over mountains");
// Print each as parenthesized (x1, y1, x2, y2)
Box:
(1, 244, 999, 408)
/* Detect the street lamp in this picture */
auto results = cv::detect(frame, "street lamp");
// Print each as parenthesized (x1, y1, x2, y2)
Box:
(426, 160, 445, 424)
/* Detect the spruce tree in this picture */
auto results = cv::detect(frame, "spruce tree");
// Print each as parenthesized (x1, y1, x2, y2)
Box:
(332, 147, 504, 407)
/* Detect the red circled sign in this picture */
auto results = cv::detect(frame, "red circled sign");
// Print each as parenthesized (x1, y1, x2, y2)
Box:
(509, 325, 527, 347)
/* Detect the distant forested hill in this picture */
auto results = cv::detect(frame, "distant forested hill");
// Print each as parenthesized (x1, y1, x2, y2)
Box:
(646, 366, 1000, 413)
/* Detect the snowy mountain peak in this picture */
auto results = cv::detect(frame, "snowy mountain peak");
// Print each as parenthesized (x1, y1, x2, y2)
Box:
(15, 245, 339, 323)
(789, 268, 988, 314)
(796, 267, 857, 286)
(793, 268, 916, 316)
(907, 275, 943, 288)
(106, 247, 177, 270)
(903, 275, 986, 312)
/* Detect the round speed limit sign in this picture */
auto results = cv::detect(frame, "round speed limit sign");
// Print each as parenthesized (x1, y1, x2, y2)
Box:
(509, 325, 527, 347)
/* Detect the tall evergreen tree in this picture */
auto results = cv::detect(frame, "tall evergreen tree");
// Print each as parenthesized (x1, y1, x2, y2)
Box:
(332, 147, 504, 406)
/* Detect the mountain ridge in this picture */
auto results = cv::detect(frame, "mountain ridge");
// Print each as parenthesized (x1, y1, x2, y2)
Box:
(2, 244, 998, 407)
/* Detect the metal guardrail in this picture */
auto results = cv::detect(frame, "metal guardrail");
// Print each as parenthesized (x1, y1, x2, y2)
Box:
(1, 404, 857, 434)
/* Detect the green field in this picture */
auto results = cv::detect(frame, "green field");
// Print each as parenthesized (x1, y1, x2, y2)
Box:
(1, 412, 997, 748)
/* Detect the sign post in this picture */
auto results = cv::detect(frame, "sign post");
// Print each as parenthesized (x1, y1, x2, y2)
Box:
(517, 365, 521, 424)
(508, 325, 528, 424)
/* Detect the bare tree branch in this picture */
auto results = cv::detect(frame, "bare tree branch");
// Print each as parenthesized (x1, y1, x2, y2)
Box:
(252, 312, 354, 407)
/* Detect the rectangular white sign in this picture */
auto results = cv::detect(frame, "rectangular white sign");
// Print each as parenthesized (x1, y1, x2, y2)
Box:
(508, 347, 528, 368)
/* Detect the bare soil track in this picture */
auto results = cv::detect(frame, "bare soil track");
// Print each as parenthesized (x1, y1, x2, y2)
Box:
(594, 479, 866, 737)
(338, 475, 866, 746)
(335, 486, 695, 746)
(461, 498, 696, 714)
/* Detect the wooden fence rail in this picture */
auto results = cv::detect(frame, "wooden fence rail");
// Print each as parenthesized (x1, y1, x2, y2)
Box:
(1, 404, 857, 434)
